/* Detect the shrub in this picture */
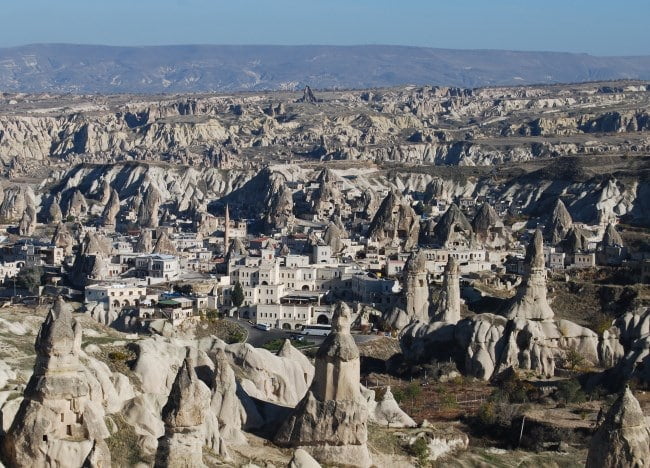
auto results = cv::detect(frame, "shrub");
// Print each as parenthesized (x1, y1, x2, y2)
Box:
(555, 379, 586, 404)
(108, 351, 129, 362)
(226, 329, 245, 344)
(407, 437, 429, 466)
(477, 401, 498, 426)
(563, 345, 586, 371)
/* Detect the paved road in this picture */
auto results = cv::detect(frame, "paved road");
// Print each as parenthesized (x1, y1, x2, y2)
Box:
(225, 317, 381, 348)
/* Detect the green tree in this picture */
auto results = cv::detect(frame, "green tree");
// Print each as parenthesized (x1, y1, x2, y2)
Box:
(231, 281, 244, 308)
(15, 266, 44, 293)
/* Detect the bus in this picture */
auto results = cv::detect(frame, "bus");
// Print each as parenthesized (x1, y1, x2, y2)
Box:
(301, 324, 332, 336)
(255, 323, 272, 331)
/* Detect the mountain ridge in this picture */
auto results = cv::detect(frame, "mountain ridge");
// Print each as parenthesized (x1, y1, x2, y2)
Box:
(2, 43, 650, 93)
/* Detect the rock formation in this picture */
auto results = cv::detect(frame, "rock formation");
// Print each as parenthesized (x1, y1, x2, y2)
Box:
(323, 220, 347, 255)
(434, 256, 461, 324)
(601, 222, 624, 247)
(504, 229, 554, 321)
(276, 302, 371, 467)
(297, 86, 320, 104)
(471, 203, 511, 248)
(426, 203, 474, 248)
(402, 250, 431, 323)
(66, 189, 89, 220)
(152, 231, 177, 255)
(51, 222, 75, 256)
(209, 348, 246, 444)
(586, 386, 650, 468)
(367, 190, 419, 251)
(544, 199, 573, 245)
(0, 185, 35, 222)
(136, 229, 154, 253)
(155, 356, 211, 468)
(1, 298, 111, 467)
(47, 194, 63, 224)
(17, 205, 36, 236)
(263, 182, 295, 231)
(561, 226, 589, 255)
(312, 169, 345, 220)
(101, 188, 120, 228)
(138, 184, 162, 228)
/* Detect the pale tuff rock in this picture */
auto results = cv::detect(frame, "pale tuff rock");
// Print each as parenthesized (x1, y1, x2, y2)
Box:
(47, 194, 63, 223)
(360, 189, 380, 220)
(155, 356, 211, 468)
(427, 203, 474, 248)
(17, 205, 36, 236)
(101, 188, 120, 228)
(544, 199, 573, 245)
(225, 340, 313, 407)
(312, 168, 345, 220)
(367, 189, 419, 251)
(586, 387, 650, 468)
(138, 184, 162, 228)
(69, 232, 111, 287)
(289, 449, 322, 468)
(402, 250, 431, 323)
(1, 297, 111, 468)
(504, 229, 555, 321)
(264, 182, 295, 231)
(152, 231, 178, 255)
(296, 86, 320, 104)
(209, 348, 246, 444)
(471, 203, 511, 249)
(323, 220, 347, 255)
(434, 256, 461, 324)
(66, 189, 89, 219)
(276, 302, 372, 468)
(601, 222, 624, 247)
(136, 229, 154, 253)
(362, 386, 416, 428)
(0, 185, 35, 222)
(561, 226, 589, 255)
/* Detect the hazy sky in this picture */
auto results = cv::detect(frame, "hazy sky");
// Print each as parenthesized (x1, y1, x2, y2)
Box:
(2, 0, 649, 56)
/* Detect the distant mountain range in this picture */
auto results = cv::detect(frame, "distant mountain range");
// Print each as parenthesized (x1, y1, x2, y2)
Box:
(1, 44, 650, 93)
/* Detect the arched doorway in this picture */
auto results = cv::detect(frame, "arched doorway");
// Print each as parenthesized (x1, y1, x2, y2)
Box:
(317, 314, 329, 325)
(112, 300, 120, 308)
(282, 323, 291, 330)
(301, 285, 310, 291)
(294, 323, 302, 329)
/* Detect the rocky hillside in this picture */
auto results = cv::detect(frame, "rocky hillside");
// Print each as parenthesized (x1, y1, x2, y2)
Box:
(2, 81, 650, 178)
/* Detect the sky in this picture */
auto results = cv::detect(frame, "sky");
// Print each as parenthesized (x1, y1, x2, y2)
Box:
(2, 0, 649, 56)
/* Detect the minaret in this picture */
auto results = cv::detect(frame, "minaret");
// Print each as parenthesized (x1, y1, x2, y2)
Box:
(224, 204, 230, 252)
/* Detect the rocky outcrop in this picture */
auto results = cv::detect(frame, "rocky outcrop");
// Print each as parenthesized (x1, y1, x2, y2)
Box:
(601, 222, 624, 247)
(1, 298, 111, 467)
(367, 190, 419, 251)
(101, 188, 120, 228)
(209, 348, 246, 444)
(504, 230, 554, 321)
(586, 387, 650, 468)
(544, 199, 573, 245)
(402, 250, 430, 324)
(434, 256, 461, 324)
(472, 203, 511, 249)
(276, 302, 371, 467)
(425, 203, 473, 248)
(66, 189, 89, 220)
(0, 185, 35, 222)
(155, 355, 211, 468)
(47, 194, 63, 223)
(323, 220, 347, 255)
(263, 182, 295, 231)
(51, 222, 75, 256)
(17, 205, 36, 236)
(311, 169, 345, 220)
(152, 232, 178, 256)
(362, 386, 416, 428)
(138, 184, 162, 229)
